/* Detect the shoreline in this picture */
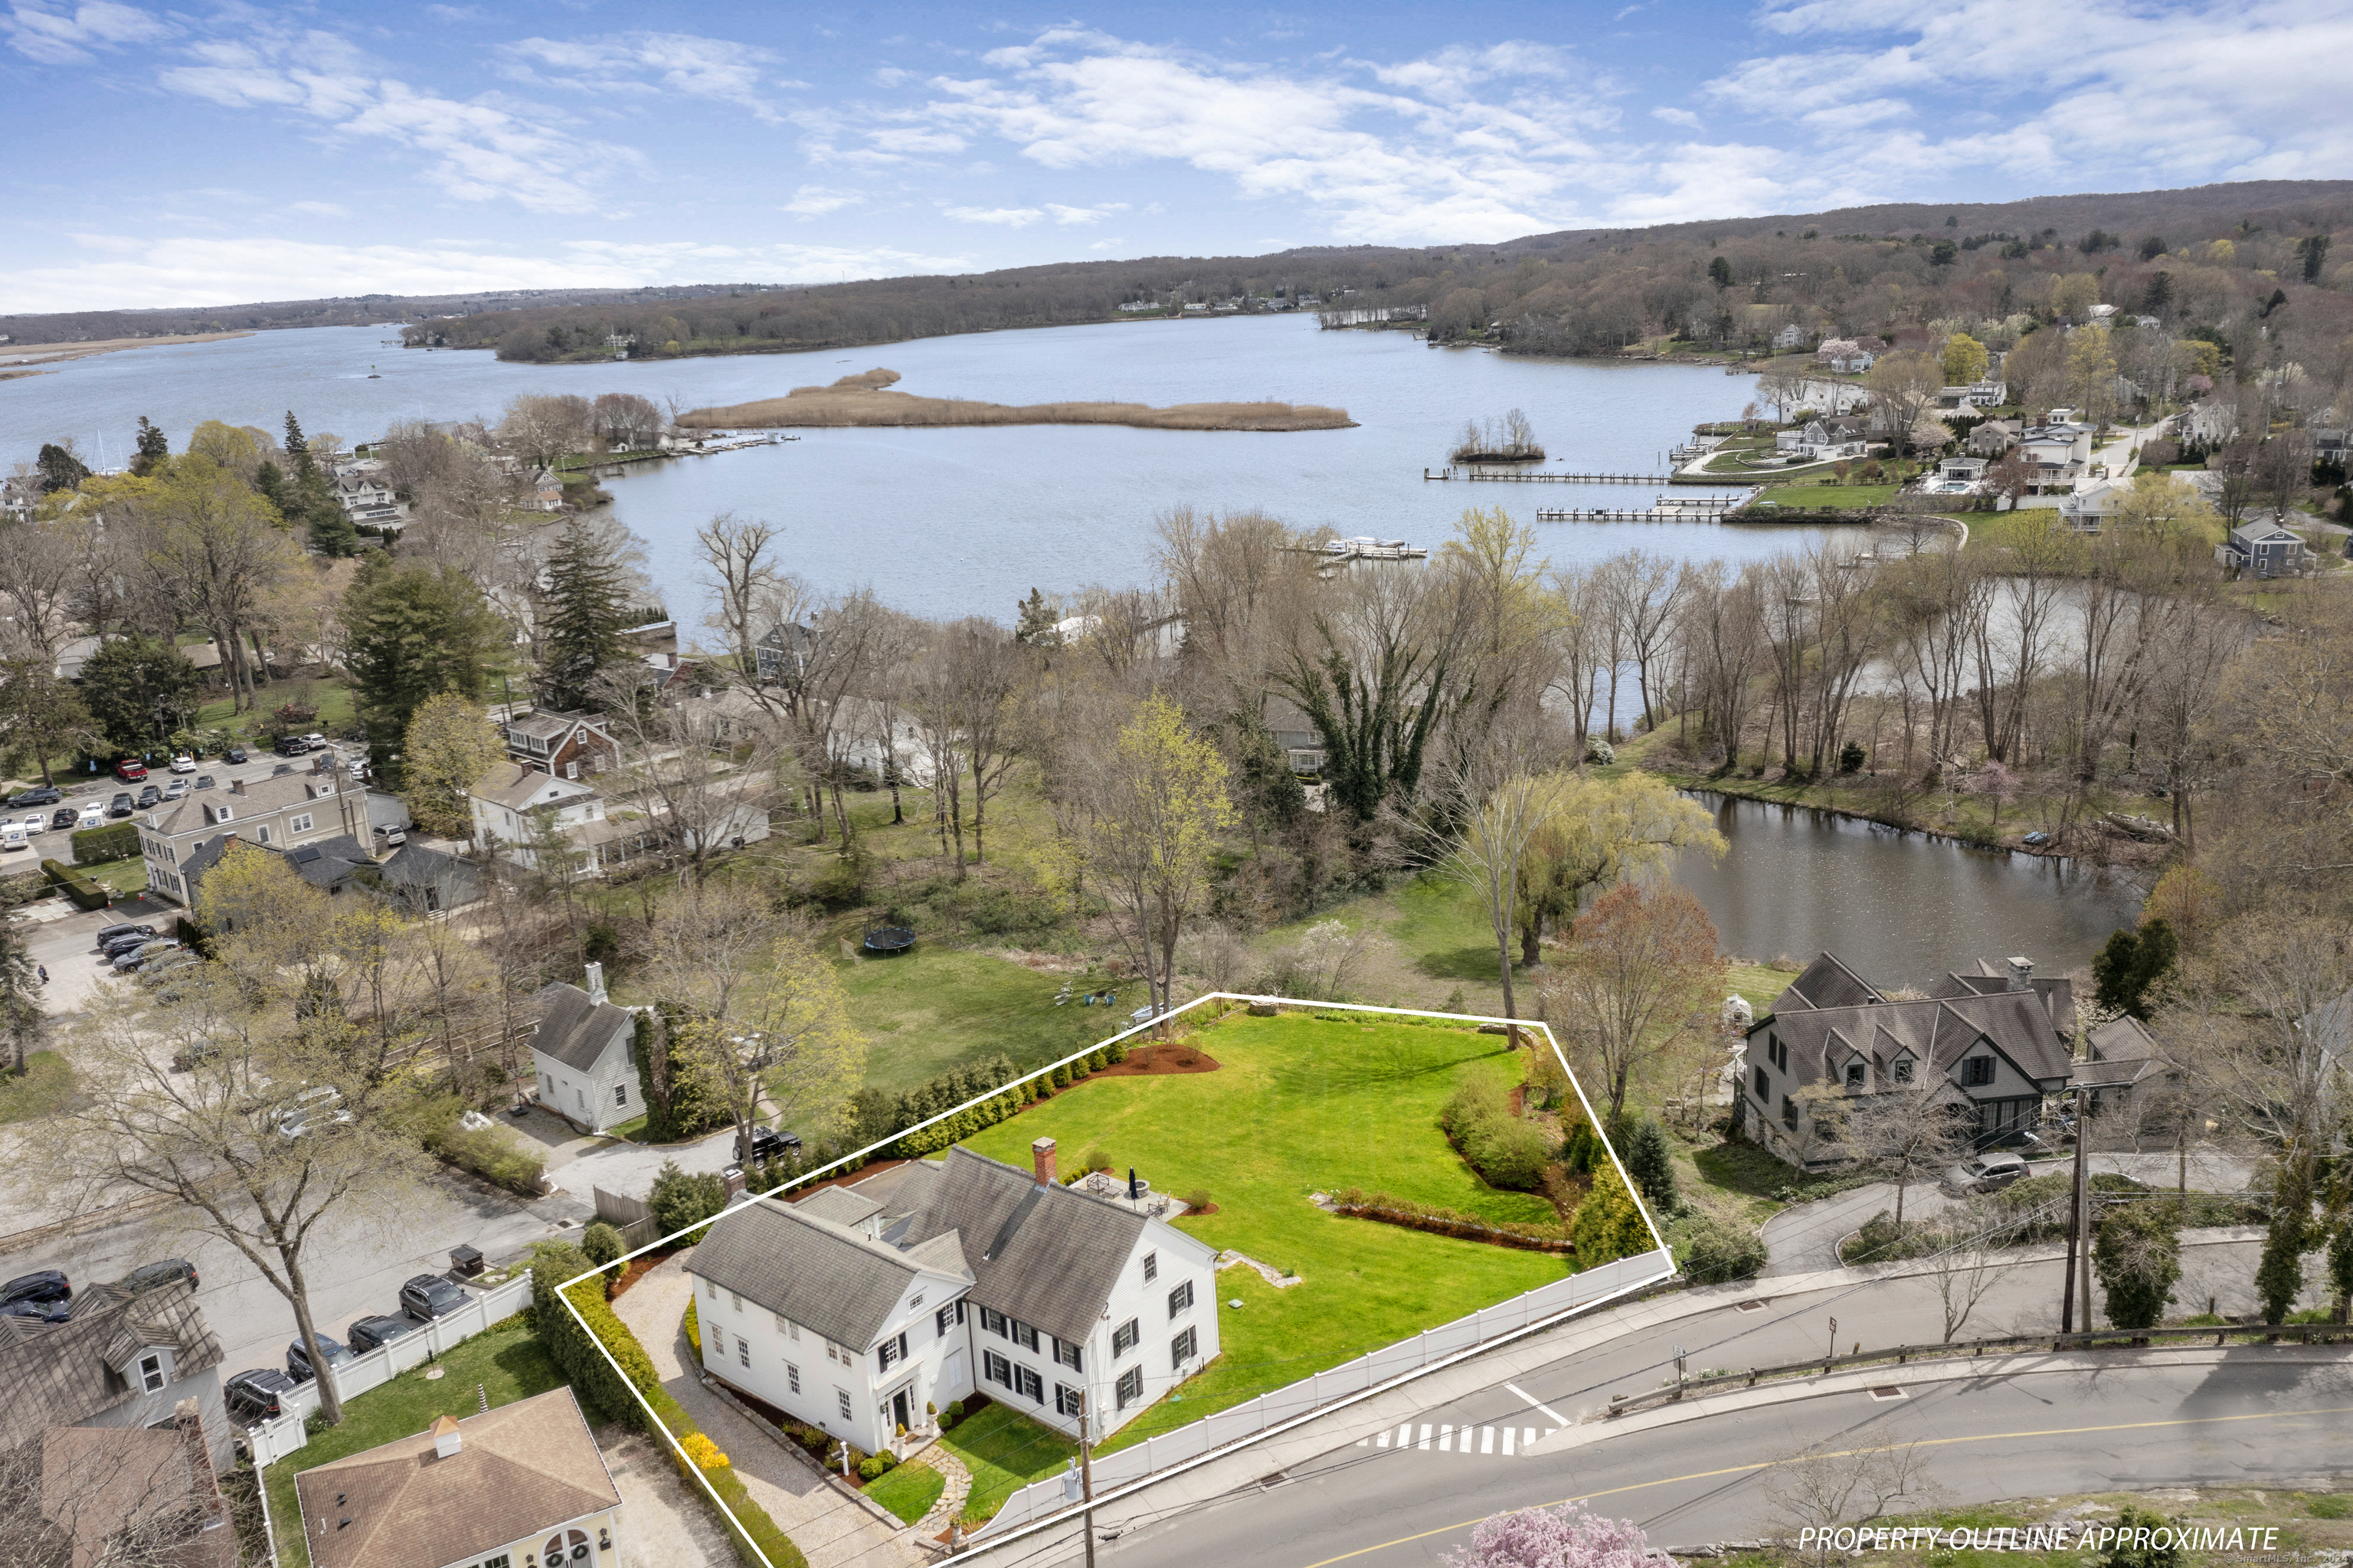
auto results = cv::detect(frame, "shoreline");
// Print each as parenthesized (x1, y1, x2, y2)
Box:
(681, 368, 1354, 434)
(0, 329, 255, 368)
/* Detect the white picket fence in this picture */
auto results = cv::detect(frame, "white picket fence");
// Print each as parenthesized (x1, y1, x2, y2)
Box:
(969, 1247, 1675, 1540)
(245, 1274, 536, 1467)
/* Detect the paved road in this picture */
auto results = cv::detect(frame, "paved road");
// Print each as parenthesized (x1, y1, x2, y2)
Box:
(1759, 1152, 2258, 1276)
(964, 1233, 2339, 1568)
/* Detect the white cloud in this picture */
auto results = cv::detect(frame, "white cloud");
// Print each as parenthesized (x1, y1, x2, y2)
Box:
(502, 31, 787, 123)
(1650, 105, 1700, 128)
(1045, 201, 1127, 224)
(2, 1, 171, 64)
(781, 185, 865, 216)
(944, 205, 1044, 227)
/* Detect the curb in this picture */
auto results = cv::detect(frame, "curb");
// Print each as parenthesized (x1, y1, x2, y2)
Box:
(1528, 1343, 2353, 1456)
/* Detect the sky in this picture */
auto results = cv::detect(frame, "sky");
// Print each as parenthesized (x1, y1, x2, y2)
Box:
(5, 0, 2352, 314)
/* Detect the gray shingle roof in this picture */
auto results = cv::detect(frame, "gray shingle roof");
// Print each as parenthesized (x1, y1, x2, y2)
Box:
(691, 1199, 967, 1351)
(797, 1187, 883, 1231)
(531, 983, 633, 1074)
(895, 1148, 1148, 1347)
(1759, 982, 2073, 1094)
(0, 1281, 222, 1452)
(1772, 952, 1884, 1014)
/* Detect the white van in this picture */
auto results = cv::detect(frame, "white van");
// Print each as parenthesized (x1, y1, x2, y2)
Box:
(0, 823, 27, 855)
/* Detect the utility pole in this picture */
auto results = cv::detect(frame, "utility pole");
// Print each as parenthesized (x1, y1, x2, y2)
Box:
(2060, 1083, 2088, 1334)
(1078, 1405, 1098, 1568)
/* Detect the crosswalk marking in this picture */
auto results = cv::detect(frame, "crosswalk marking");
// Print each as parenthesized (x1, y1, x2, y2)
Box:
(1362, 1423, 1542, 1455)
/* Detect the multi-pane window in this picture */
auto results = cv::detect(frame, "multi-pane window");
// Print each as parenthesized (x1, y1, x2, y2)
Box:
(1167, 1281, 1193, 1319)
(1010, 1320, 1039, 1352)
(1892, 1059, 1914, 1085)
(731, 1291, 743, 1312)
(614, 1083, 628, 1105)
(1055, 1383, 1085, 1417)
(1964, 1056, 1995, 1087)
(139, 1354, 165, 1393)
(838, 1390, 853, 1421)
(1112, 1319, 1140, 1357)
(737, 1337, 749, 1368)
(1115, 1367, 1144, 1408)
(1053, 1337, 1083, 1371)
(878, 1333, 908, 1373)
(1142, 1252, 1158, 1283)
(984, 1350, 1013, 1388)
(937, 1305, 955, 1337)
(1844, 1063, 1866, 1089)
(980, 1307, 1009, 1337)
(777, 1314, 800, 1340)
(1754, 1064, 1770, 1099)
(289, 813, 314, 834)
(1014, 1366, 1043, 1402)
(787, 1363, 801, 1395)
(1171, 1327, 1196, 1368)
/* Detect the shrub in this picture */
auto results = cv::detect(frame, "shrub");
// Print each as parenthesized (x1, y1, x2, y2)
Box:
(1847, 1210, 1906, 1264)
(1442, 1079, 1550, 1190)
(1570, 1161, 1651, 1266)
(39, 858, 108, 911)
(2099, 1504, 2182, 1568)
(70, 822, 139, 866)
(1182, 1187, 1212, 1211)
(1838, 740, 1867, 774)
(880, 1054, 1026, 1157)
(1082, 1146, 1112, 1175)
(1586, 735, 1615, 766)
(1561, 1121, 1600, 1177)
(858, 1452, 898, 1479)
(684, 1298, 702, 1358)
(681, 1432, 729, 1471)
(1618, 1118, 1680, 1212)
(945, 1400, 965, 1421)
(583, 922, 621, 964)
(650, 1160, 730, 1239)
(809, 851, 869, 908)
(581, 1220, 625, 1278)
(1105, 1040, 1127, 1065)
(1328, 1188, 1572, 1251)
(2094, 1202, 2181, 1331)
(1677, 1215, 1767, 1282)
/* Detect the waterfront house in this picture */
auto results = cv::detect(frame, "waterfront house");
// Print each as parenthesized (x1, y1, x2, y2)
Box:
(2215, 516, 2310, 578)
(1773, 416, 1872, 462)
(1967, 419, 2021, 458)
(2059, 475, 2129, 532)
(1737, 952, 2076, 1170)
(688, 1141, 1220, 1454)
(293, 1387, 620, 1568)
(2016, 421, 2096, 495)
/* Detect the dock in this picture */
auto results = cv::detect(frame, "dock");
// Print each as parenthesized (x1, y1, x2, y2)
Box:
(1424, 466, 1673, 483)
(1536, 493, 1757, 523)
(1286, 536, 1429, 571)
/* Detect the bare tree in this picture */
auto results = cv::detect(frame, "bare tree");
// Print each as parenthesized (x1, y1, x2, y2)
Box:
(1432, 762, 1569, 1038)
(944, 617, 1023, 865)
(1768, 1440, 1942, 1564)
(695, 512, 781, 675)
(0, 1412, 233, 1568)
(0, 520, 78, 661)
(1839, 1067, 1975, 1226)
(1931, 1200, 2021, 1342)
(1080, 694, 1236, 1019)
(591, 666, 787, 883)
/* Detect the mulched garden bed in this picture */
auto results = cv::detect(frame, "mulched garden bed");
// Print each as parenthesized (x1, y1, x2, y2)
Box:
(1091, 1041, 1221, 1077)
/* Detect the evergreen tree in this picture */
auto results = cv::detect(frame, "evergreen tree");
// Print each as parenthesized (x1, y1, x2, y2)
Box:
(2093, 1202, 2181, 1331)
(129, 416, 170, 477)
(1014, 587, 1059, 647)
(280, 411, 357, 556)
(538, 517, 630, 711)
(1618, 1118, 1680, 1213)
(2091, 919, 2178, 1020)
(342, 555, 510, 766)
(34, 443, 88, 493)
(77, 637, 199, 754)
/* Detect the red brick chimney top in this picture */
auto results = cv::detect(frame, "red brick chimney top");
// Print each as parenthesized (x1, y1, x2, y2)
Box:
(1032, 1138, 1057, 1187)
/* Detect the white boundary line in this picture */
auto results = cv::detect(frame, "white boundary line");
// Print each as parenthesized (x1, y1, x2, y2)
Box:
(555, 993, 1674, 1567)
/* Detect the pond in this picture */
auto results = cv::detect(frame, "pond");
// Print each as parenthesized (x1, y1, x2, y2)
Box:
(1668, 791, 2143, 987)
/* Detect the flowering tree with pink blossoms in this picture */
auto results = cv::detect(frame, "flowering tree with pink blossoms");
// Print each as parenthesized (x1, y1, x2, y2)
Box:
(1443, 1503, 1657, 1568)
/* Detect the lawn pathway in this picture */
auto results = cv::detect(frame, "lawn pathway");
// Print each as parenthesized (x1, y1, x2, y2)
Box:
(612, 1254, 924, 1568)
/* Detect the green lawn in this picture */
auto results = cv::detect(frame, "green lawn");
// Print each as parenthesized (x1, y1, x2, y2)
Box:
(864, 1457, 947, 1524)
(1752, 483, 1899, 509)
(934, 1401, 1076, 1524)
(1723, 963, 1798, 1015)
(262, 1317, 577, 1568)
(78, 856, 152, 896)
(0, 1049, 77, 1124)
(957, 1010, 1570, 1451)
(839, 946, 1139, 1093)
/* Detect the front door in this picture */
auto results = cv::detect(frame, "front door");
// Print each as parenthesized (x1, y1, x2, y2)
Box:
(892, 1388, 910, 1433)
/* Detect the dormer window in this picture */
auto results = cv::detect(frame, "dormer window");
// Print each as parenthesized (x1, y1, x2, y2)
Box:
(1891, 1059, 1914, 1085)
(1844, 1062, 1866, 1089)
(137, 1351, 166, 1392)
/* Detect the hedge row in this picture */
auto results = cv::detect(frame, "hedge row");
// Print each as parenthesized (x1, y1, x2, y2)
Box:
(1327, 1187, 1576, 1252)
(882, 1043, 1126, 1158)
(531, 1251, 807, 1568)
(40, 858, 110, 911)
(71, 822, 139, 866)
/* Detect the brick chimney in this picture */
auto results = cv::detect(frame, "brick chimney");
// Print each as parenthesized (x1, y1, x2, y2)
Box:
(1032, 1137, 1057, 1187)
(228, 777, 245, 796)
(2006, 956, 2034, 992)
(722, 1167, 747, 1201)
(430, 1414, 462, 1459)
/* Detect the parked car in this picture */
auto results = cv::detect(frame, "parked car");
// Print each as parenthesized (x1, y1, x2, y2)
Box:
(399, 1274, 470, 1323)
(741, 1125, 803, 1163)
(50, 807, 77, 830)
(0, 823, 25, 855)
(77, 803, 105, 827)
(194, 774, 216, 791)
(139, 956, 201, 987)
(345, 1314, 419, 1354)
(373, 823, 407, 848)
(113, 940, 183, 972)
(169, 753, 196, 774)
(1942, 1151, 2031, 1195)
(162, 779, 190, 800)
(135, 784, 161, 809)
(223, 1368, 298, 1425)
(273, 1085, 349, 1138)
(8, 785, 63, 807)
(275, 736, 309, 758)
(95, 921, 154, 946)
(103, 928, 162, 955)
(224, 747, 248, 764)
(113, 759, 148, 782)
(107, 793, 135, 819)
(0, 1269, 70, 1308)
(16, 813, 47, 836)
(303, 732, 327, 748)
(119, 1259, 198, 1295)
(0, 1296, 72, 1322)
(286, 1333, 353, 1383)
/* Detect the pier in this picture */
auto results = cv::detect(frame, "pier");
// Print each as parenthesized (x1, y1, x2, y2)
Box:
(1423, 466, 1674, 483)
(1535, 493, 1757, 522)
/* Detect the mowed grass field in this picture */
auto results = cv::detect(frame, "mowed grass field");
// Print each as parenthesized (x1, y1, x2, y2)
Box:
(957, 1009, 1572, 1452)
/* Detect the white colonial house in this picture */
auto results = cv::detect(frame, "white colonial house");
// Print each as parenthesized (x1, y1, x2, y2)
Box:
(689, 1141, 1219, 1456)
(530, 966, 640, 1133)
(1773, 416, 1872, 462)
(468, 761, 604, 863)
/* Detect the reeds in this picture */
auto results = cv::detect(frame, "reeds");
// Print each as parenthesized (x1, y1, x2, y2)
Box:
(680, 367, 1353, 433)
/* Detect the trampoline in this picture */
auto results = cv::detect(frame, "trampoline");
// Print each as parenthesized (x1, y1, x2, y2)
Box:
(863, 926, 916, 955)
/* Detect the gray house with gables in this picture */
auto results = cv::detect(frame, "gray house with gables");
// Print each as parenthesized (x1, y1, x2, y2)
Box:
(1737, 951, 2076, 1169)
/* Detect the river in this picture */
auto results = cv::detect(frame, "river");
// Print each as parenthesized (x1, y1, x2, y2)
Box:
(0, 315, 1834, 622)
(1670, 791, 2142, 985)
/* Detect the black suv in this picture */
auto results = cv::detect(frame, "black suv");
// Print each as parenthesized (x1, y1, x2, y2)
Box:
(286, 1334, 353, 1383)
(107, 793, 135, 818)
(0, 1270, 69, 1308)
(224, 747, 248, 764)
(399, 1274, 469, 1322)
(135, 784, 162, 808)
(7, 786, 62, 808)
(345, 1314, 417, 1354)
(740, 1125, 803, 1163)
(276, 736, 309, 758)
(95, 921, 155, 948)
(224, 1368, 298, 1425)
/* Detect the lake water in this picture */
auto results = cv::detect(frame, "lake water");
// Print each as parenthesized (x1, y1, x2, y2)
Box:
(1670, 791, 2143, 986)
(0, 316, 1832, 621)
